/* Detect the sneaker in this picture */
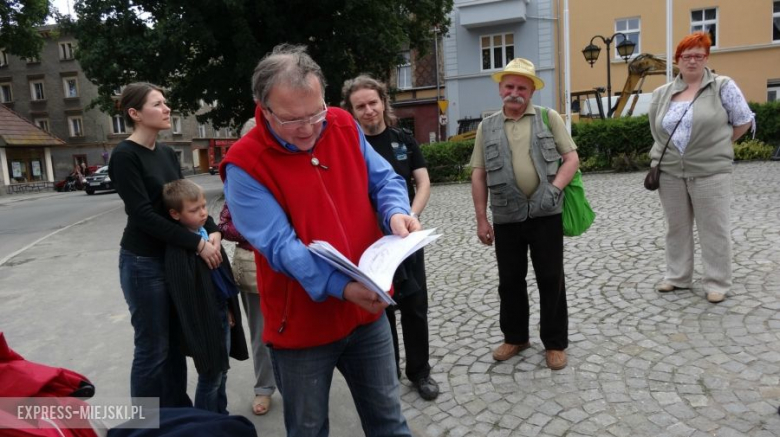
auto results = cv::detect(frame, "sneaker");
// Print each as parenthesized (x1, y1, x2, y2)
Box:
(545, 350, 567, 370)
(706, 291, 725, 303)
(492, 342, 531, 361)
(413, 376, 440, 401)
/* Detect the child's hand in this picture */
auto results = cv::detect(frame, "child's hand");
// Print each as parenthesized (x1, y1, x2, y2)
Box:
(198, 242, 221, 269)
(208, 232, 222, 250)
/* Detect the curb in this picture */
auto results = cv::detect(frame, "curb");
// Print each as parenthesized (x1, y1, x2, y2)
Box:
(0, 190, 62, 206)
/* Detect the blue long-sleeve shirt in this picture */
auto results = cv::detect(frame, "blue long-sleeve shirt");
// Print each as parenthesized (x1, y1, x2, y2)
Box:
(224, 119, 410, 302)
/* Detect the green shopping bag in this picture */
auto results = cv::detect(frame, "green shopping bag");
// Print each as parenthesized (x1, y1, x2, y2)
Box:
(540, 107, 595, 237)
(561, 169, 595, 237)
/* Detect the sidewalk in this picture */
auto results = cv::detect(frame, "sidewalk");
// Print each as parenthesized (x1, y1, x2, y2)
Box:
(1, 161, 779, 436)
(0, 188, 61, 205)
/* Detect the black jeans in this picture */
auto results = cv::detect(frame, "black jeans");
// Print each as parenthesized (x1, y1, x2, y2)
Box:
(386, 253, 431, 381)
(493, 214, 568, 350)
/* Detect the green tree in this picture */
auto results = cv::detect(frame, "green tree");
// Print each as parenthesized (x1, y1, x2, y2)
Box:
(0, 0, 51, 58)
(61, 0, 452, 128)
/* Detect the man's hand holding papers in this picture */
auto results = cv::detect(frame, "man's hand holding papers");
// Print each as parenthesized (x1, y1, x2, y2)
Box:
(308, 229, 441, 306)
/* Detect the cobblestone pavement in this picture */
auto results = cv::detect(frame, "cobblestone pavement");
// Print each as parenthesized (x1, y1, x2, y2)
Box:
(396, 161, 780, 437)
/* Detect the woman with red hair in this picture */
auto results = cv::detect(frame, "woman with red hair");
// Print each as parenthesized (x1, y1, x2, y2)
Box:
(648, 32, 753, 304)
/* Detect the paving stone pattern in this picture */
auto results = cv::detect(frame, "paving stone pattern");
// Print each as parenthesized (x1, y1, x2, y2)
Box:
(395, 162, 780, 436)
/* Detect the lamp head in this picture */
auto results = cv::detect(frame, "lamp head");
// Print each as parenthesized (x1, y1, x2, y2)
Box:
(582, 43, 601, 67)
(616, 38, 636, 61)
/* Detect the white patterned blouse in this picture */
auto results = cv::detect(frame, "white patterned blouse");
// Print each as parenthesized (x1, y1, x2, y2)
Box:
(662, 80, 754, 155)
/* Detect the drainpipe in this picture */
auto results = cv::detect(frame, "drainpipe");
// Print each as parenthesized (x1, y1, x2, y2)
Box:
(434, 28, 441, 142)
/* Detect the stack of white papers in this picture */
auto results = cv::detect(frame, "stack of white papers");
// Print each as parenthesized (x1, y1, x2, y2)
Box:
(308, 228, 441, 305)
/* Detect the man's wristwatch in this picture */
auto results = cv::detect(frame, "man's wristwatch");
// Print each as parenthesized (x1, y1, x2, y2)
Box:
(410, 212, 419, 220)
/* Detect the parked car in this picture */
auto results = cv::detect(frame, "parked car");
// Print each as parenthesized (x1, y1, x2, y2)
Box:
(84, 166, 114, 195)
(55, 165, 100, 192)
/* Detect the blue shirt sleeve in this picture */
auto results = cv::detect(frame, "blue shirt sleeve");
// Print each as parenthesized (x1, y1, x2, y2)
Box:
(356, 122, 410, 231)
(224, 164, 351, 301)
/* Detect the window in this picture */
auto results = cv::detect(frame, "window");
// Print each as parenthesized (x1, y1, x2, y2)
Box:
(481, 33, 514, 71)
(30, 80, 45, 101)
(1, 83, 12, 103)
(59, 42, 75, 60)
(215, 128, 222, 138)
(0, 49, 7, 67)
(25, 56, 39, 63)
(691, 8, 717, 47)
(397, 51, 412, 89)
(112, 115, 126, 134)
(615, 18, 640, 57)
(171, 115, 182, 134)
(774, 1, 780, 42)
(35, 118, 50, 132)
(197, 123, 206, 137)
(768, 82, 780, 102)
(68, 116, 84, 137)
(62, 77, 78, 98)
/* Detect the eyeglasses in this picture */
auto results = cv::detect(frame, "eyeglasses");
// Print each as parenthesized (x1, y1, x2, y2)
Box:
(681, 54, 707, 62)
(267, 103, 328, 130)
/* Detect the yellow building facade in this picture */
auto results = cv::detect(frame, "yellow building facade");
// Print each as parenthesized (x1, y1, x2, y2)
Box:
(559, 0, 780, 111)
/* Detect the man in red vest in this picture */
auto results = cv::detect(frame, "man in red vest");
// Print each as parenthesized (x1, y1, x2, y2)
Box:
(221, 44, 416, 436)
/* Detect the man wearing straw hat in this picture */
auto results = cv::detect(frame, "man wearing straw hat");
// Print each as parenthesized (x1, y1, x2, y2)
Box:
(469, 58, 580, 370)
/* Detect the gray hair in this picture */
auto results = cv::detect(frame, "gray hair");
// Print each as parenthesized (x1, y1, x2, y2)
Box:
(341, 74, 397, 128)
(251, 44, 327, 107)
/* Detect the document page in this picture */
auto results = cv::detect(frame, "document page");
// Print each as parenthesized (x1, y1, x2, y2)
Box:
(358, 229, 440, 292)
(308, 229, 440, 305)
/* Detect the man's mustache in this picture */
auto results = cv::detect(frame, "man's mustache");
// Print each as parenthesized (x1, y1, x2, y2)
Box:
(503, 96, 526, 105)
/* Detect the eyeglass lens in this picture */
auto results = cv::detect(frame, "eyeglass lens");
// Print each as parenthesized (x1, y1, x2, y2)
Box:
(274, 106, 327, 129)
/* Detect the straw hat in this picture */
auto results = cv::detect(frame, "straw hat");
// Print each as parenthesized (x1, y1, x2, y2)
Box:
(491, 58, 545, 90)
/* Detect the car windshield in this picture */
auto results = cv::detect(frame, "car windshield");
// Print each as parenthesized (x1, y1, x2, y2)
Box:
(95, 166, 108, 174)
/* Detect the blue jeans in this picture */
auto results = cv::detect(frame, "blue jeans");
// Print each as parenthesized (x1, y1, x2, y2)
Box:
(118, 248, 191, 407)
(194, 300, 230, 414)
(270, 314, 410, 437)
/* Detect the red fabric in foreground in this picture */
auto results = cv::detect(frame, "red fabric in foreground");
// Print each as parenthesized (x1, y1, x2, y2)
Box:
(0, 332, 97, 436)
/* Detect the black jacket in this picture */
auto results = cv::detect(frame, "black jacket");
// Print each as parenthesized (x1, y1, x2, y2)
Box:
(165, 245, 248, 375)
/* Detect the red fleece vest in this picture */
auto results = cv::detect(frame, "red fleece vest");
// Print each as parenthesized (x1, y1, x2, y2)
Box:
(220, 106, 384, 349)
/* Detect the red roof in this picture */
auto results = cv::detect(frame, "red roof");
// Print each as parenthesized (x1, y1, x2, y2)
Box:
(0, 105, 66, 147)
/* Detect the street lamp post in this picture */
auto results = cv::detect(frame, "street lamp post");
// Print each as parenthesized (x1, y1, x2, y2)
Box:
(581, 33, 636, 117)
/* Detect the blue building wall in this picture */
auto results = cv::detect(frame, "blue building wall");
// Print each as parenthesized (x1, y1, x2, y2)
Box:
(443, 0, 558, 137)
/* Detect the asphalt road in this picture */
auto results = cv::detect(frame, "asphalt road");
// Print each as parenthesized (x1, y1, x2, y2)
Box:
(0, 190, 122, 262)
(0, 174, 226, 265)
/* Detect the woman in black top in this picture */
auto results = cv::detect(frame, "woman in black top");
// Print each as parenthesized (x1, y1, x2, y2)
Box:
(109, 83, 222, 407)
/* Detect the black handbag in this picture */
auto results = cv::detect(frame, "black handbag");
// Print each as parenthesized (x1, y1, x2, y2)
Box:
(644, 88, 703, 191)
(644, 164, 662, 190)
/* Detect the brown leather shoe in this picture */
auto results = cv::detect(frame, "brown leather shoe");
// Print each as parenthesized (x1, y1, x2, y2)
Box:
(492, 342, 530, 361)
(545, 350, 567, 370)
